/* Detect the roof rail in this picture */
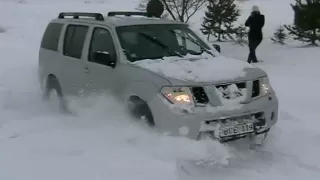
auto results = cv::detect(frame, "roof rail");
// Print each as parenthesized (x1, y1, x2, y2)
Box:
(58, 12, 104, 21)
(107, 11, 153, 17)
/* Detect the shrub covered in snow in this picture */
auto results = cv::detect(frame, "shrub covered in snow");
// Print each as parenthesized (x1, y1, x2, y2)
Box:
(271, 25, 287, 45)
(234, 25, 248, 46)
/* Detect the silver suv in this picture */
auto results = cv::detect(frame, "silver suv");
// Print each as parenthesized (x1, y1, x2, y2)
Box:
(38, 12, 278, 143)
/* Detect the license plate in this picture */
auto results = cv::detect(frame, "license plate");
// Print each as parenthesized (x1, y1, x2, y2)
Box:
(219, 123, 254, 138)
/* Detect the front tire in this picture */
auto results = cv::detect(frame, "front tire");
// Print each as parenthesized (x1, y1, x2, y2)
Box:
(127, 97, 155, 127)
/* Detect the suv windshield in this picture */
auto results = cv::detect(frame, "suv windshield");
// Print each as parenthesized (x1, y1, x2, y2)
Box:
(116, 24, 211, 62)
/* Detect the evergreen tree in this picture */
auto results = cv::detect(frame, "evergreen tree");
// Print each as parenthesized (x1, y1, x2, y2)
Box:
(271, 25, 287, 45)
(200, 0, 240, 41)
(284, 0, 320, 46)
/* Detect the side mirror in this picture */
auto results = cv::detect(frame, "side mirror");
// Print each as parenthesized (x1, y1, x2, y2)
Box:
(212, 44, 221, 53)
(93, 51, 116, 68)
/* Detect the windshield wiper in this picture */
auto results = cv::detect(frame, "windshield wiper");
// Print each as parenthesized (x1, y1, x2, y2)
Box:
(138, 32, 183, 58)
(169, 30, 215, 57)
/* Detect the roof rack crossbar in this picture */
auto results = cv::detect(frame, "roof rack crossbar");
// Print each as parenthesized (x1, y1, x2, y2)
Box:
(58, 12, 104, 21)
(107, 11, 153, 17)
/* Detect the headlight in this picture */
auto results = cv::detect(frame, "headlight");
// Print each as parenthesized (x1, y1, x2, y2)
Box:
(161, 86, 195, 105)
(260, 76, 273, 95)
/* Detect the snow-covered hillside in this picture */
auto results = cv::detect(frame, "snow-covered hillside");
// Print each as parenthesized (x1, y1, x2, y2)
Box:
(1, 0, 320, 180)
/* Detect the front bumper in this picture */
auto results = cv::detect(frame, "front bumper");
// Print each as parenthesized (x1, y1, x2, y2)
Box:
(148, 92, 278, 142)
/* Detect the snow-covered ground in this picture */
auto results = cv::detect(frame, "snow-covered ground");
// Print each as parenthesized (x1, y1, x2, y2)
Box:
(1, 0, 320, 179)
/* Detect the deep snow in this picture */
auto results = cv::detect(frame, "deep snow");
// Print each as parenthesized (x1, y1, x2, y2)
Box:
(0, 0, 320, 180)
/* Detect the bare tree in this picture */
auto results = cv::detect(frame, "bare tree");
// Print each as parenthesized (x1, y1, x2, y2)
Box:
(137, 0, 206, 23)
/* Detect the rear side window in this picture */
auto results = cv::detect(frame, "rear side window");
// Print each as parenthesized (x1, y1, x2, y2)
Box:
(63, 24, 89, 59)
(41, 22, 63, 51)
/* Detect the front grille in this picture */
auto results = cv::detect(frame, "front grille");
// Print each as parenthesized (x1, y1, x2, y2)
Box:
(191, 87, 209, 104)
(252, 80, 260, 98)
(216, 82, 246, 90)
(192, 80, 260, 105)
(215, 82, 246, 101)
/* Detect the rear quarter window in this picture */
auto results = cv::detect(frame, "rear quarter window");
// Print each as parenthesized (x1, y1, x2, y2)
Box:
(40, 22, 63, 51)
(62, 24, 89, 59)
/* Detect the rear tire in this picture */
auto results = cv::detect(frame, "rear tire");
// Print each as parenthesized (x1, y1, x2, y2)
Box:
(127, 97, 155, 127)
(43, 75, 69, 113)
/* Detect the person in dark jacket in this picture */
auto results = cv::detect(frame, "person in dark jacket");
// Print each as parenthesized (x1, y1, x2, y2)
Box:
(245, 5, 265, 63)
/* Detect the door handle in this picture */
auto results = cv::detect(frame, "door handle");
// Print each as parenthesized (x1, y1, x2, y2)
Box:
(84, 67, 90, 73)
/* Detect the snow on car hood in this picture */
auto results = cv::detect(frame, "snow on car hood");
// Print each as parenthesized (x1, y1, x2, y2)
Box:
(131, 53, 255, 83)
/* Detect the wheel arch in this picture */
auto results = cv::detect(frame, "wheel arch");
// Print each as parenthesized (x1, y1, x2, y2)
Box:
(127, 94, 156, 127)
(45, 73, 57, 87)
(45, 73, 64, 97)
